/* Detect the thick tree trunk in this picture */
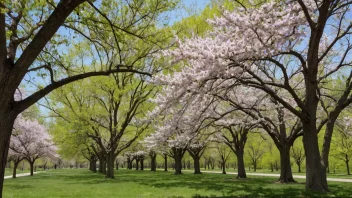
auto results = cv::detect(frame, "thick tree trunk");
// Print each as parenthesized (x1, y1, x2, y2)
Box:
(302, 123, 328, 192)
(236, 151, 247, 178)
(164, 155, 168, 172)
(91, 160, 96, 172)
(278, 146, 295, 183)
(99, 160, 106, 174)
(0, 114, 16, 197)
(105, 152, 115, 178)
(174, 155, 182, 175)
(193, 157, 201, 174)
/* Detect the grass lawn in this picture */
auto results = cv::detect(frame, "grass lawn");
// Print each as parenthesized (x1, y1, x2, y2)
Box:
(3, 169, 352, 198)
(4, 168, 28, 177)
(199, 168, 352, 179)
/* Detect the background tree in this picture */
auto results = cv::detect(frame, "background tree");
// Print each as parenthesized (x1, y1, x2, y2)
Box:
(10, 116, 57, 176)
(0, 0, 177, 195)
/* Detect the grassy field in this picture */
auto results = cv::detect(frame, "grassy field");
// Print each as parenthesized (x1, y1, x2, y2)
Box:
(3, 169, 352, 198)
(198, 168, 352, 179)
(4, 168, 28, 177)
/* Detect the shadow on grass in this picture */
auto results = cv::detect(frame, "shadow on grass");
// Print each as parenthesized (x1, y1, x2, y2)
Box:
(7, 169, 352, 197)
(113, 170, 352, 198)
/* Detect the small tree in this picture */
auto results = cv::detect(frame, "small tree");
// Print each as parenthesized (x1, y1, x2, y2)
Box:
(10, 116, 57, 176)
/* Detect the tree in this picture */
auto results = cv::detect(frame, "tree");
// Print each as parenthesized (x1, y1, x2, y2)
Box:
(187, 141, 206, 174)
(134, 151, 147, 171)
(155, 1, 352, 191)
(332, 116, 352, 175)
(212, 112, 257, 178)
(149, 150, 157, 171)
(215, 143, 231, 174)
(246, 137, 265, 172)
(0, 0, 177, 195)
(7, 150, 24, 179)
(291, 140, 305, 173)
(9, 116, 57, 176)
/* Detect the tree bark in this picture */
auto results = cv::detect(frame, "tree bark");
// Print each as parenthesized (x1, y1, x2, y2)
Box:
(99, 160, 106, 174)
(140, 159, 144, 171)
(236, 151, 247, 178)
(105, 152, 115, 178)
(193, 157, 201, 174)
(136, 159, 140, 170)
(302, 122, 328, 192)
(91, 160, 96, 172)
(174, 155, 182, 175)
(150, 154, 156, 171)
(298, 164, 301, 173)
(29, 161, 34, 176)
(221, 161, 226, 174)
(12, 161, 19, 179)
(278, 146, 295, 183)
(0, 114, 16, 196)
(164, 154, 168, 171)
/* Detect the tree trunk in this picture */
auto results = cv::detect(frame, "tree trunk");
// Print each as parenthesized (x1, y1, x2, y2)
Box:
(236, 151, 247, 178)
(298, 164, 301, 173)
(151, 155, 156, 171)
(253, 162, 257, 172)
(174, 155, 182, 175)
(115, 160, 119, 170)
(193, 157, 201, 174)
(164, 155, 168, 172)
(0, 114, 17, 197)
(346, 158, 350, 175)
(136, 159, 140, 170)
(12, 161, 19, 179)
(105, 152, 114, 178)
(92, 160, 96, 172)
(302, 122, 328, 192)
(278, 146, 295, 183)
(99, 160, 106, 174)
(29, 161, 34, 176)
(99, 160, 103, 173)
(127, 158, 131, 169)
(141, 159, 144, 170)
(322, 114, 338, 175)
(222, 161, 226, 174)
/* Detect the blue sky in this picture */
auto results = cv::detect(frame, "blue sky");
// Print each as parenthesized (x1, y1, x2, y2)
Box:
(161, 0, 211, 25)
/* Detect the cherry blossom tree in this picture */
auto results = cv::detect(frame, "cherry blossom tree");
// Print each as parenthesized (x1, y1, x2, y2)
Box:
(7, 149, 24, 179)
(154, 0, 352, 191)
(212, 112, 258, 178)
(9, 116, 57, 176)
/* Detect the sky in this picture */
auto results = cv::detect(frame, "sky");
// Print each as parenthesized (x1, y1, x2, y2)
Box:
(28, 0, 212, 117)
(161, 0, 211, 25)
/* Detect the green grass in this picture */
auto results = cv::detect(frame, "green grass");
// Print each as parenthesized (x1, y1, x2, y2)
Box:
(4, 168, 28, 177)
(199, 168, 352, 179)
(3, 169, 352, 198)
